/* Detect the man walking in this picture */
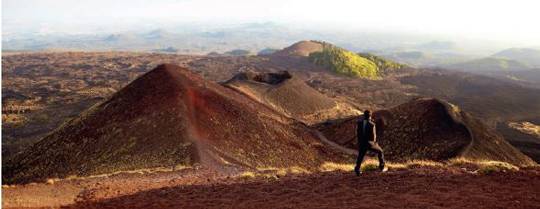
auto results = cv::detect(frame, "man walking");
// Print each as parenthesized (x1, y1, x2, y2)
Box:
(354, 110, 387, 176)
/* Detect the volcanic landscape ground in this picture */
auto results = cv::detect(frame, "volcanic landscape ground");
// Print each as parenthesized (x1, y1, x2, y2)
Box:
(2, 163, 540, 208)
(2, 51, 540, 208)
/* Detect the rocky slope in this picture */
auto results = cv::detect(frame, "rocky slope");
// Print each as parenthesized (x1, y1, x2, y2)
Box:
(224, 71, 359, 124)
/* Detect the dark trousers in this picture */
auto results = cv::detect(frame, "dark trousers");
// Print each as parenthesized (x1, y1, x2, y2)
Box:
(355, 141, 385, 170)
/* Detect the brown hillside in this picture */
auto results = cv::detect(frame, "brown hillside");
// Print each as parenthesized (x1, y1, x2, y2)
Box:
(3, 64, 350, 184)
(273, 40, 324, 57)
(224, 71, 358, 124)
(318, 98, 536, 166)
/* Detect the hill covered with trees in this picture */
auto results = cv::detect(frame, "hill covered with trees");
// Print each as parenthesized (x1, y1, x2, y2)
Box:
(357, 52, 409, 73)
(308, 42, 407, 78)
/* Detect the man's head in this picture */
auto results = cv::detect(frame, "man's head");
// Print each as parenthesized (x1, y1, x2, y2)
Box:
(363, 110, 371, 119)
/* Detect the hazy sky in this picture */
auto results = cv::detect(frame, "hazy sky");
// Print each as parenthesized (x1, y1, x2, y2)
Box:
(3, 0, 540, 46)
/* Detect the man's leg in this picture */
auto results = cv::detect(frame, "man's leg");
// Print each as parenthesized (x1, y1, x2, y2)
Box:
(355, 146, 368, 176)
(369, 143, 386, 171)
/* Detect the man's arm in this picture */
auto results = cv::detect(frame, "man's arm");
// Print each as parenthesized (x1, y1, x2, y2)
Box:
(372, 125, 377, 142)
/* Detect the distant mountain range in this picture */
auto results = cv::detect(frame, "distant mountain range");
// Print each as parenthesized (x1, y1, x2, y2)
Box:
(414, 41, 462, 54)
(383, 47, 540, 71)
(5, 22, 533, 58)
(442, 57, 533, 72)
(492, 48, 540, 67)
(371, 47, 540, 87)
(437, 48, 540, 74)
(2, 23, 300, 54)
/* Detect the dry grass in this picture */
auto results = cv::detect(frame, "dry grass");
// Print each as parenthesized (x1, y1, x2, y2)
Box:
(405, 160, 444, 168)
(133, 158, 522, 183)
(476, 161, 519, 174)
(361, 162, 380, 172)
(88, 165, 192, 178)
(447, 158, 522, 174)
(288, 167, 311, 174)
(2, 114, 27, 125)
(42, 165, 192, 184)
(256, 166, 311, 175)
(387, 163, 407, 169)
(238, 166, 312, 180)
(318, 160, 407, 173)
(240, 172, 256, 179)
(446, 157, 495, 167)
(447, 157, 476, 166)
(263, 174, 279, 180)
(45, 178, 61, 185)
(419, 158, 521, 174)
(319, 162, 354, 172)
(509, 122, 540, 138)
(40, 158, 526, 186)
(318, 158, 523, 175)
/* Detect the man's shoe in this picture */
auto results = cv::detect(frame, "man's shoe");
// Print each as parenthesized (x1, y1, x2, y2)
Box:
(381, 167, 388, 173)
(354, 167, 360, 176)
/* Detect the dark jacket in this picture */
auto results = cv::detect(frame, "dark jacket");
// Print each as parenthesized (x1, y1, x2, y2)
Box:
(357, 119, 376, 143)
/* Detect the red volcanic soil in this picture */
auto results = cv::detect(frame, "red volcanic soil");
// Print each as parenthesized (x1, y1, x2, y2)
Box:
(3, 64, 350, 184)
(61, 166, 540, 208)
(318, 98, 536, 166)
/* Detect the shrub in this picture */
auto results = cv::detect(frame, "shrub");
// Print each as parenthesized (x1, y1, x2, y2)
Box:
(240, 172, 256, 179)
(264, 174, 279, 180)
(257, 166, 310, 175)
(319, 162, 354, 172)
(448, 157, 470, 164)
(477, 161, 519, 174)
(406, 160, 443, 168)
(387, 163, 406, 169)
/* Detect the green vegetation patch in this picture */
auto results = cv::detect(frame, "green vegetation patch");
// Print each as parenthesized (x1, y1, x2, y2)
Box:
(476, 161, 519, 175)
(307, 41, 408, 78)
(357, 53, 409, 72)
(309, 44, 379, 78)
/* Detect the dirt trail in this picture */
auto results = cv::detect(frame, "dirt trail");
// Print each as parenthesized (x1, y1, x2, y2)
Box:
(313, 130, 357, 155)
(458, 129, 474, 157)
